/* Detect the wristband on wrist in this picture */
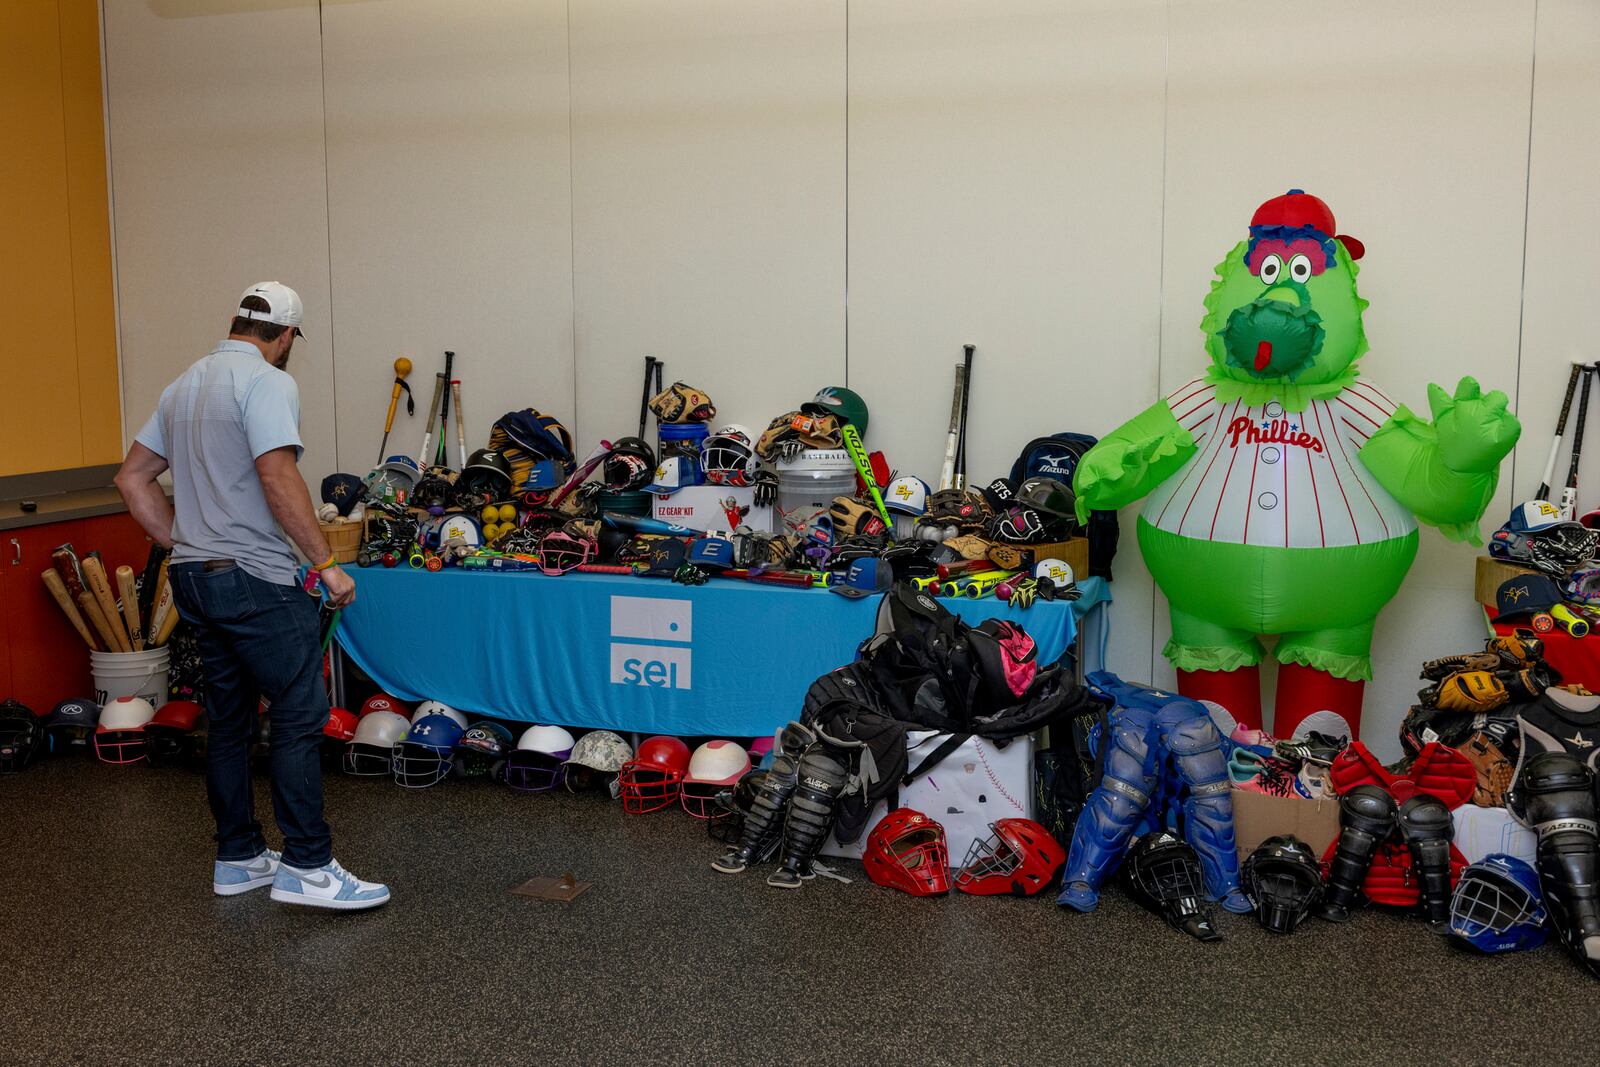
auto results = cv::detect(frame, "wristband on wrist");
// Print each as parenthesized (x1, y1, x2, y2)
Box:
(314, 553, 338, 572)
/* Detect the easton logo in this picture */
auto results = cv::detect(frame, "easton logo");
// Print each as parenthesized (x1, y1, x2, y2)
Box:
(1226, 416, 1325, 453)
(610, 596, 692, 690)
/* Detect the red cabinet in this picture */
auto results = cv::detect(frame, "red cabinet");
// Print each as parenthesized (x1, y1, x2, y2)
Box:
(2, 512, 152, 711)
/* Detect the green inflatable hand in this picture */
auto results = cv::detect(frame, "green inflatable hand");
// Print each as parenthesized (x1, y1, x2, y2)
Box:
(1428, 376, 1521, 473)
(1073, 400, 1196, 521)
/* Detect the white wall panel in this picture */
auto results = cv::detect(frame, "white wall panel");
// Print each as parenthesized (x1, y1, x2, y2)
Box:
(321, 0, 574, 473)
(847, 0, 1168, 682)
(1161, 0, 1536, 751)
(1514, 0, 1600, 510)
(104, 0, 336, 481)
(568, 0, 846, 456)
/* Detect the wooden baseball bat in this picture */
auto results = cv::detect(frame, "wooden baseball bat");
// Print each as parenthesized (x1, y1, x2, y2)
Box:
(377, 356, 413, 462)
(115, 566, 145, 650)
(52, 546, 88, 600)
(82, 555, 131, 652)
(77, 590, 121, 652)
(451, 379, 467, 469)
(41, 569, 99, 650)
(137, 543, 169, 628)
(151, 597, 182, 646)
(148, 564, 174, 645)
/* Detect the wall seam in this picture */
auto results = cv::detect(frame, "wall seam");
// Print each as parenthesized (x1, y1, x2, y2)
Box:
(1511, 0, 1540, 501)
(1150, 0, 1173, 682)
(96, 0, 126, 456)
(565, 0, 580, 441)
(316, 0, 341, 472)
(56, 0, 87, 469)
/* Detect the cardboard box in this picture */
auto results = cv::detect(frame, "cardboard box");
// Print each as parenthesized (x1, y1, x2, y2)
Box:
(820, 731, 1034, 867)
(652, 485, 772, 534)
(1475, 555, 1539, 607)
(1453, 804, 1537, 865)
(1228, 785, 1341, 867)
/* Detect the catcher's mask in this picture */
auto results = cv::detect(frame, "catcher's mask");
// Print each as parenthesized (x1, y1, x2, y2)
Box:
(1242, 834, 1323, 934)
(1122, 831, 1221, 942)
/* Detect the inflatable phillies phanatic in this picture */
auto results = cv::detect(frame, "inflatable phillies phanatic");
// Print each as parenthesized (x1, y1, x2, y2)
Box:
(1074, 190, 1520, 738)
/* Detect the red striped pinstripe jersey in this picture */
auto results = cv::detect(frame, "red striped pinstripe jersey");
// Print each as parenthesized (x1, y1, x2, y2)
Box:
(1142, 377, 1418, 548)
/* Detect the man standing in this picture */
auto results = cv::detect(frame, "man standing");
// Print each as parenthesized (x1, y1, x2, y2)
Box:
(116, 282, 389, 911)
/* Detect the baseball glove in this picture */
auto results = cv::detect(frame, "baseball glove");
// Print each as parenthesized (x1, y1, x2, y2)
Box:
(1457, 731, 1515, 807)
(649, 382, 717, 424)
(828, 496, 888, 539)
(756, 412, 805, 462)
(1525, 522, 1600, 575)
(921, 489, 991, 533)
(1419, 667, 1543, 712)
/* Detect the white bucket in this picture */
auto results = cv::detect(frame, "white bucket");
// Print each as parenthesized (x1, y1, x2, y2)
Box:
(775, 448, 857, 517)
(91, 647, 171, 710)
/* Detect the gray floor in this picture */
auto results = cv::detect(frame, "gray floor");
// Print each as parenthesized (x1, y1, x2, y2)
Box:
(2, 757, 1595, 1067)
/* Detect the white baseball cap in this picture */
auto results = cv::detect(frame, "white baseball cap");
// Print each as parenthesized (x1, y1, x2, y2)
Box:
(1034, 558, 1075, 585)
(884, 476, 930, 516)
(237, 281, 305, 337)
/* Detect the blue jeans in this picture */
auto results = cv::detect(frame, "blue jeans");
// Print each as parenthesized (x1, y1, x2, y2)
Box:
(170, 562, 332, 868)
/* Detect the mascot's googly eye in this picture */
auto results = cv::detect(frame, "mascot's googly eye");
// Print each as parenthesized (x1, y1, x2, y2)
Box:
(1258, 253, 1282, 284)
(1288, 253, 1312, 283)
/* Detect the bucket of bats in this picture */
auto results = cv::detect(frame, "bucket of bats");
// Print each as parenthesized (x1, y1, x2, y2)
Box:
(91, 646, 171, 710)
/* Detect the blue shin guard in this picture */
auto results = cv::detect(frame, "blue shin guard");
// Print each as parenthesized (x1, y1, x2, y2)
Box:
(1058, 706, 1160, 912)
(1156, 699, 1250, 914)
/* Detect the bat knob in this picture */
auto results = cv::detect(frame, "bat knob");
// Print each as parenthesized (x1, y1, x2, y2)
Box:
(394, 357, 412, 378)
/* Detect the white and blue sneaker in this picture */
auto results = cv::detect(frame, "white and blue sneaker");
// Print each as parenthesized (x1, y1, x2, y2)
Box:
(269, 858, 391, 911)
(213, 849, 281, 897)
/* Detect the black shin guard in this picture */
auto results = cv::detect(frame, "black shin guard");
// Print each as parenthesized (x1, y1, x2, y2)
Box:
(766, 748, 850, 889)
(1317, 784, 1398, 922)
(1520, 752, 1600, 974)
(1398, 793, 1455, 926)
(711, 752, 799, 873)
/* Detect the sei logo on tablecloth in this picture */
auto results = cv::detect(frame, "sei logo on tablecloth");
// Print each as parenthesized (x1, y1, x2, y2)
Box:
(609, 596, 693, 689)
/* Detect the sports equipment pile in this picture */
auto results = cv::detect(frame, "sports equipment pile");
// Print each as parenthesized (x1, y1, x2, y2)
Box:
(12, 351, 1600, 988)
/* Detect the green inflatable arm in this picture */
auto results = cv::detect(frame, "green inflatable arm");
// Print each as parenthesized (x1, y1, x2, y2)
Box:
(1073, 399, 1198, 522)
(1359, 376, 1520, 545)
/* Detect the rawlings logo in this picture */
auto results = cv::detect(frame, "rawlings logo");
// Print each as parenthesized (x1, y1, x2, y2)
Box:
(1226, 416, 1325, 453)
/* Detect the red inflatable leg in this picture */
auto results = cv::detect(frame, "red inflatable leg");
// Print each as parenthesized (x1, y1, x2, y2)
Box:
(1274, 662, 1364, 740)
(1176, 666, 1263, 730)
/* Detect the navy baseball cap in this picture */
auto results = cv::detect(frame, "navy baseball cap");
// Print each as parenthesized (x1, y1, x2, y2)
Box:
(830, 558, 892, 599)
(687, 537, 734, 572)
(1493, 574, 1564, 622)
(320, 473, 365, 516)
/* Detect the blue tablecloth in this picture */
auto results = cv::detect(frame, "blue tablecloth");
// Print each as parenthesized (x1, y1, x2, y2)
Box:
(336, 568, 1095, 737)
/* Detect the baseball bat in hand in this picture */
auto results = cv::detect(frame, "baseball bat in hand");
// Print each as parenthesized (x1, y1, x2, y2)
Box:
(42, 570, 99, 650)
(82, 555, 131, 652)
(116, 565, 145, 650)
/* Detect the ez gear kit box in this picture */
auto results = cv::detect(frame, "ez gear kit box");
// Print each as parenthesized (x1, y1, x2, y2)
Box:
(652, 485, 772, 533)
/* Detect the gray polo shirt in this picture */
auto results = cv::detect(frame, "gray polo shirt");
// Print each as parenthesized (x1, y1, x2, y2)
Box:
(135, 340, 304, 586)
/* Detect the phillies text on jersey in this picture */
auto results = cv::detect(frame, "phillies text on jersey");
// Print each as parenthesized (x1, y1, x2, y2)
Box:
(1141, 377, 1417, 548)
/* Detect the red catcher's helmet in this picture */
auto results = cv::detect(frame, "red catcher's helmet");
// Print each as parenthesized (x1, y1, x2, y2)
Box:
(954, 818, 1066, 896)
(618, 736, 691, 813)
(323, 707, 359, 743)
(360, 693, 411, 719)
(863, 808, 950, 896)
